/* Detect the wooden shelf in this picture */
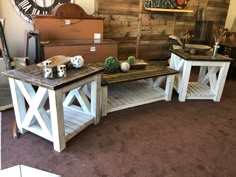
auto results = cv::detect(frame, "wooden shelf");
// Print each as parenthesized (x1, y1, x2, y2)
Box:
(144, 7, 193, 13)
(107, 80, 166, 113)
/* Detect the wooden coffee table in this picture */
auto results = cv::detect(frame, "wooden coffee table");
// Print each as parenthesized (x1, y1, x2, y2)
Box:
(99, 61, 178, 116)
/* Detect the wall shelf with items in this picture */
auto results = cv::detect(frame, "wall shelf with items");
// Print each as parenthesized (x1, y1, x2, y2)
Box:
(144, 7, 193, 13)
(143, 7, 194, 36)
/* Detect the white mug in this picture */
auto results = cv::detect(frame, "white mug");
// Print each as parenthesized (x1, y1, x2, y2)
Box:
(57, 65, 66, 78)
(43, 67, 53, 78)
(70, 55, 84, 68)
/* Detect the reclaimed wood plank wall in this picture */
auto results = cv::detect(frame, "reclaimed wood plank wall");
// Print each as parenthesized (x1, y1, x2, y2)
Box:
(96, 0, 230, 60)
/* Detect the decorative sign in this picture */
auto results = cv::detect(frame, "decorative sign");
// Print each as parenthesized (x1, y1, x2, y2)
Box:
(144, 0, 189, 9)
(176, 0, 189, 9)
(10, 0, 73, 23)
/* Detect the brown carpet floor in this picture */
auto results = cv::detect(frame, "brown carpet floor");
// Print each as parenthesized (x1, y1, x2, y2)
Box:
(1, 80, 236, 177)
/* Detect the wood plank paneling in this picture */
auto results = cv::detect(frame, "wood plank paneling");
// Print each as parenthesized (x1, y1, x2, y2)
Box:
(96, 0, 230, 60)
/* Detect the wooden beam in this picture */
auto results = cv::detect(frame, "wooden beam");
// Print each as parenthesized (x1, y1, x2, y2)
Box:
(136, 0, 143, 58)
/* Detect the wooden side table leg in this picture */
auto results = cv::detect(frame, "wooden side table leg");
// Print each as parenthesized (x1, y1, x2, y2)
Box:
(48, 89, 65, 152)
(213, 62, 230, 102)
(179, 61, 192, 102)
(12, 119, 19, 138)
(8, 78, 27, 134)
(101, 86, 108, 117)
(165, 75, 175, 101)
(91, 74, 101, 125)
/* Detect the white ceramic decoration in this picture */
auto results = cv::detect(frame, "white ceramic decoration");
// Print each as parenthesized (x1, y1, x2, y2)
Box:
(120, 62, 130, 72)
(57, 64, 67, 78)
(43, 67, 53, 78)
(70, 55, 84, 68)
(43, 60, 52, 67)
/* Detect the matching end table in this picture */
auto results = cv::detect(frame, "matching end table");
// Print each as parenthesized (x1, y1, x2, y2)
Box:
(2, 65, 103, 152)
(169, 49, 233, 102)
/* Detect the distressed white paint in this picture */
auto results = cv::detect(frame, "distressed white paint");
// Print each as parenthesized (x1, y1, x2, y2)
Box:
(170, 53, 231, 102)
(7, 73, 101, 152)
(101, 76, 175, 116)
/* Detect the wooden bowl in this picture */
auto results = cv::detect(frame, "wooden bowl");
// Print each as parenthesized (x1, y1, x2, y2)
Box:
(184, 44, 212, 54)
(130, 60, 148, 69)
(37, 55, 71, 68)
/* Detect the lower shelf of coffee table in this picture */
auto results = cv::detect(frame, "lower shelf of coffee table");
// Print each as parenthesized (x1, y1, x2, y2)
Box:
(107, 80, 166, 113)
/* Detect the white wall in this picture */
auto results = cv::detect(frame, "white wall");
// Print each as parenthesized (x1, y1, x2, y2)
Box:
(225, 0, 236, 30)
(0, 0, 95, 57)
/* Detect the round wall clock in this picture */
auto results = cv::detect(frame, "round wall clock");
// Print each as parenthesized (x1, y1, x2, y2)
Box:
(11, 0, 73, 23)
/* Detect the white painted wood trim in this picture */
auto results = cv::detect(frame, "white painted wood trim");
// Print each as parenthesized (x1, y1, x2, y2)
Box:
(208, 66, 219, 92)
(63, 89, 77, 107)
(191, 61, 226, 67)
(74, 88, 90, 114)
(178, 61, 192, 102)
(91, 74, 101, 124)
(8, 78, 27, 134)
(7, 72, 101, 152)
(101, 86, 108, 117)
(153, 76, 166, 88)
(165, 75, 175, 101)
(213, 62, 230, 101)
(106, 81, 167, 114)
(170, 52, 231, 102)
(62, 75, 98, 93)
(48, 89, 66, 152)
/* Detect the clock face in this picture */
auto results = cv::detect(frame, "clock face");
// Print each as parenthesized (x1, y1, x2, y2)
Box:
(11, 0, 72, 23)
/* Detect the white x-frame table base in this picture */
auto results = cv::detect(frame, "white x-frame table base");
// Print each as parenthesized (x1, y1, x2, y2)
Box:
(170, 53, 230, 102)
(8, 74, 101, 152)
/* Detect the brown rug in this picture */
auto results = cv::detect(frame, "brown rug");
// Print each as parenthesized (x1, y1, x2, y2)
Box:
(1, 81, 236, 177)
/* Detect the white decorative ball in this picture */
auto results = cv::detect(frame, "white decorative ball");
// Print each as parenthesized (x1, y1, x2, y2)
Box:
(70, 55, 84, 68)
(120, 62, 130, 72)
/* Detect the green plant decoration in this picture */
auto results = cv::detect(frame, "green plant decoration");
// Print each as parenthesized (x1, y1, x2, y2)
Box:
(104, 56, 120, 73)
(127, 56, 136, 65)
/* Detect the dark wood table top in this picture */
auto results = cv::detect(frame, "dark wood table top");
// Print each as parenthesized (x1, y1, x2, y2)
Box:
(92, 61, 178, 86)
(170, 49, 233, 62)
(2, 61, 178, 88)
(2, 65, 103, 90)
